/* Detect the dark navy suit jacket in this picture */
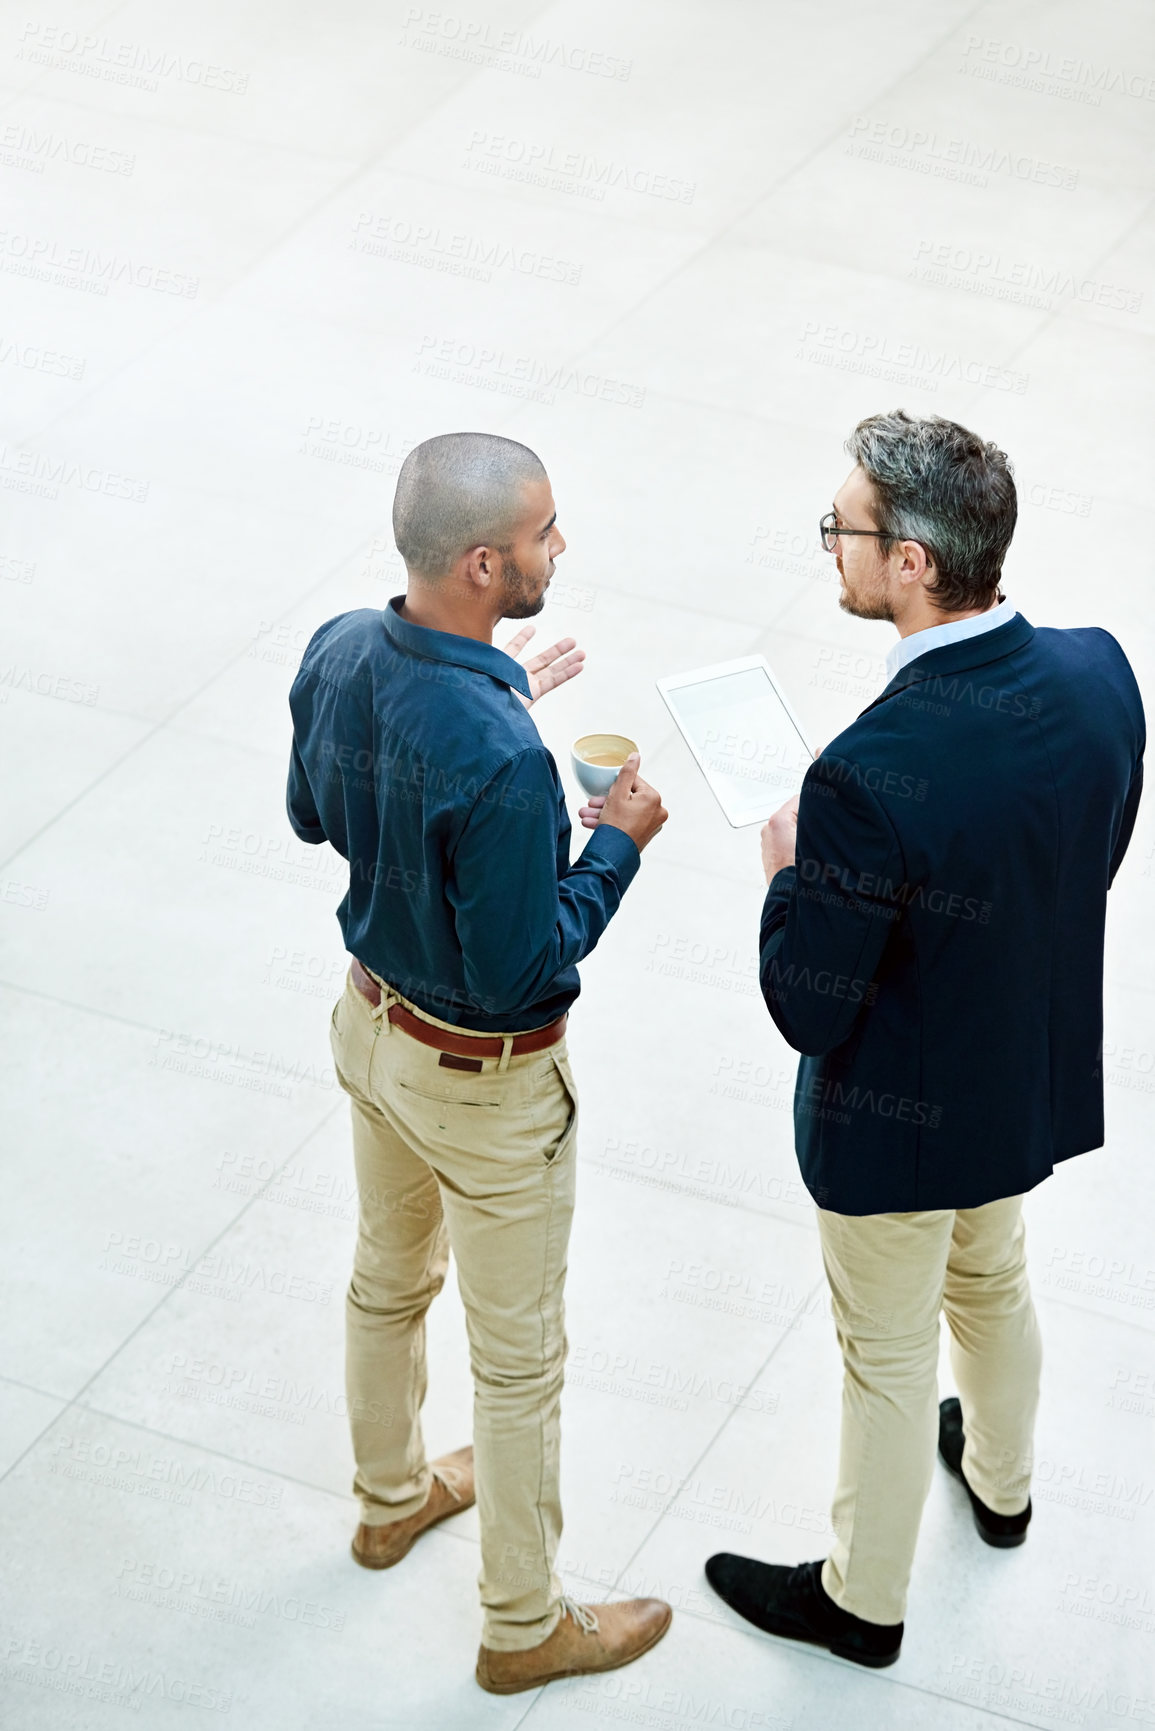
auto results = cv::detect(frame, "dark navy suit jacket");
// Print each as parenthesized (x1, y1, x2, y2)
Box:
(760, 613, 1145, 1214)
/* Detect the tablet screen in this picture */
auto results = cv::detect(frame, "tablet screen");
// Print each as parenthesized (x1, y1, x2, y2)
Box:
(661, 662, 814, 827)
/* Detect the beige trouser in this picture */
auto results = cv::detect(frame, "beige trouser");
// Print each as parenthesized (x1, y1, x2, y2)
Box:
(816, 1196, 1043, 1626)
(328, 964, 579, 1651)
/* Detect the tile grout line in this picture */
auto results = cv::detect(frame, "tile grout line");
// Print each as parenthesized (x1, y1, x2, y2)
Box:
(0, 977, 356, 1107)
(3, 22, 1147, 1731)
(979, 188, 1155, 382)
(553, 1572, 1068, 1731)
(0, 975, 274, 1039)
(1, 11, 1012, 883)
(499, 0, 995, 447)
(7, 1268, 1147, 1428)
(606, 1273, 829, 1593)
(0, 432, 805, 874)
(34, 1398, 365, 1506)
(0, 527, 370, 876)
(0, 1100, 344, 1488)
(10, 14, 1147, 890)
(0, 589, 856, 878)
(2, 13, 997, 889)
(0, 7, 592, 870)
(516, 1253, 1069, 1731)
(8, 0, 568, 458)
(3, 982, 1148, 1324)
(1033, 1285, 1155, 1339)
(0, 1370, 482, 1524)
(578, 1158, 819, 1235)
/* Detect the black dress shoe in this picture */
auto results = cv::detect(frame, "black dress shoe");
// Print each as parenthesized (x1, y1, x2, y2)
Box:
(704, 1554, 902, 1669)
(938, 1397, 1031, 1548)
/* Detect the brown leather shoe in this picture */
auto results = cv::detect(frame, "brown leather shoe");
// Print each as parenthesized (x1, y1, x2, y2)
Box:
(476, 1596, 672, 1694)
(350, 1446, 474, 1570)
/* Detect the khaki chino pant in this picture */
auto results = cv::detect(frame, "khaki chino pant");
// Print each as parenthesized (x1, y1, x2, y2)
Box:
(329, 964, 579, 1651)
(815, 1196, 1043, 1626)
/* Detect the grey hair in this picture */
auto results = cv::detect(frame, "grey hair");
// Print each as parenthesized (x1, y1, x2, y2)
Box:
(846, 410, 1017, 611)
(392, 432, 546, 579)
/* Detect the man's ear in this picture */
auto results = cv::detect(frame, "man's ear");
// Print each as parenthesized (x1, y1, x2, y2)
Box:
(459, 547, 494, 592)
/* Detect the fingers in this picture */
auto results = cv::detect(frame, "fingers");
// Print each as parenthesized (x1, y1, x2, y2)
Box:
(525, 635, 579, 673)
(535, 649, 586, 691)
(528, 635, 577, 669)
(503, 624, 536, 658)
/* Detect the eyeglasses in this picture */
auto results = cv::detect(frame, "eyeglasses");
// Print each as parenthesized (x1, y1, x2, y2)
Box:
(819, 510, 896, 553)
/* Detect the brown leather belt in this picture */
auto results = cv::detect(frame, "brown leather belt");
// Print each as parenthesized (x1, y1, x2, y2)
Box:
(350, 957, 567, 1070)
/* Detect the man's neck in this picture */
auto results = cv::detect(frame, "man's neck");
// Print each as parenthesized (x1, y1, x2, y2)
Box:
(399, 586, 495, 645)
(894, 593, 1002, 641)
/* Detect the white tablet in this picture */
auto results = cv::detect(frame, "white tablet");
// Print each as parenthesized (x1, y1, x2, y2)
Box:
(656, 654, 815, 828)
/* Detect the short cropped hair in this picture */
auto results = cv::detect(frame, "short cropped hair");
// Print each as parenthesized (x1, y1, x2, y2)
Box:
(846, 410, 1017, 611)
(392, 432, 546, 578)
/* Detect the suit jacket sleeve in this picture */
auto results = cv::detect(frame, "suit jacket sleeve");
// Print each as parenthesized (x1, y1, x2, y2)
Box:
(759, 753, 907, 1056)
(1108, 757, 1144, 887)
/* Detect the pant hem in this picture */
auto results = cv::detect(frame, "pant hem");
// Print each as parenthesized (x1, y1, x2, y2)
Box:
(480, 1603, 563, 1654)
(821, 1558, 904, 1627)
(965, 1486, 1030, 1518)
(355, 1492, 433, 1527)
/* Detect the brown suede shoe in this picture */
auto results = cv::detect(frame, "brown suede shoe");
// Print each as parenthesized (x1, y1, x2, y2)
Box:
(351, 1446, 474, 1570)
(476, 1596, 672, 1694)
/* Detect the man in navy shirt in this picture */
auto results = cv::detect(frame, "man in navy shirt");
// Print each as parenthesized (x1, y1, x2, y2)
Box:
(701, 411, 1144, 1668)
(287, 432, 670, 1693)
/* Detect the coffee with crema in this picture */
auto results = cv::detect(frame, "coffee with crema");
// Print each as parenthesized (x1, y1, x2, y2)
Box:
(570, 732, 639, 798)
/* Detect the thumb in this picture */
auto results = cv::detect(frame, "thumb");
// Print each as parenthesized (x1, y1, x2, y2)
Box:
(611, 751, 640, 793)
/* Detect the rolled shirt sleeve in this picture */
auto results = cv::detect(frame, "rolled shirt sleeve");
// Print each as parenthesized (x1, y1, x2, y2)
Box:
(448, 748, 641, 1020)
(286, 737, 328, 845)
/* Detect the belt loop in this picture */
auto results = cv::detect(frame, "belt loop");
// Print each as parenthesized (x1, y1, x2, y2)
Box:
(497, 1035, 514, 1074)
(373, 975, 396, 1033)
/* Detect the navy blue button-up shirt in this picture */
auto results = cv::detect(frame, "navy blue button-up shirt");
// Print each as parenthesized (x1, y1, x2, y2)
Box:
(286, 597, 641, 1032)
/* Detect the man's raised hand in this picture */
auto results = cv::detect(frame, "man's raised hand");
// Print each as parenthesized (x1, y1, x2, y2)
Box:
(504, 624, 586, 708)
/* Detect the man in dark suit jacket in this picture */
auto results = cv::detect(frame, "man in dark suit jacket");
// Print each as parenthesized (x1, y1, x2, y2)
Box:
(704, 410, 1145, 1668)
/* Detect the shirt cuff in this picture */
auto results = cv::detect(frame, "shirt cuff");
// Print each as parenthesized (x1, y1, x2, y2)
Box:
(581, 820, 642, 890)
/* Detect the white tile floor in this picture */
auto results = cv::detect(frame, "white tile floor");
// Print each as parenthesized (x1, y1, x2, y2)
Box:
(2, 2, 1153, 1725)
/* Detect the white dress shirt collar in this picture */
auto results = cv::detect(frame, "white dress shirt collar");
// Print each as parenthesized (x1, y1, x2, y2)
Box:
(885, 594, 1018, 683)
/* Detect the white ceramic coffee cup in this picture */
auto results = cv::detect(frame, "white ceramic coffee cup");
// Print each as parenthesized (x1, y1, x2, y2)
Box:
(570, 733, 639, 798)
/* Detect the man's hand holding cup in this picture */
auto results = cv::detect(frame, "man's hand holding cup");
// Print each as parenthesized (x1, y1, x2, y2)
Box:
(579, 752, 667, 852)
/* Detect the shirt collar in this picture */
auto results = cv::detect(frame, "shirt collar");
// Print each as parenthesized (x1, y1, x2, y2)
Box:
(885, 594, 1018, 682)
(382, 596, 532, 700)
